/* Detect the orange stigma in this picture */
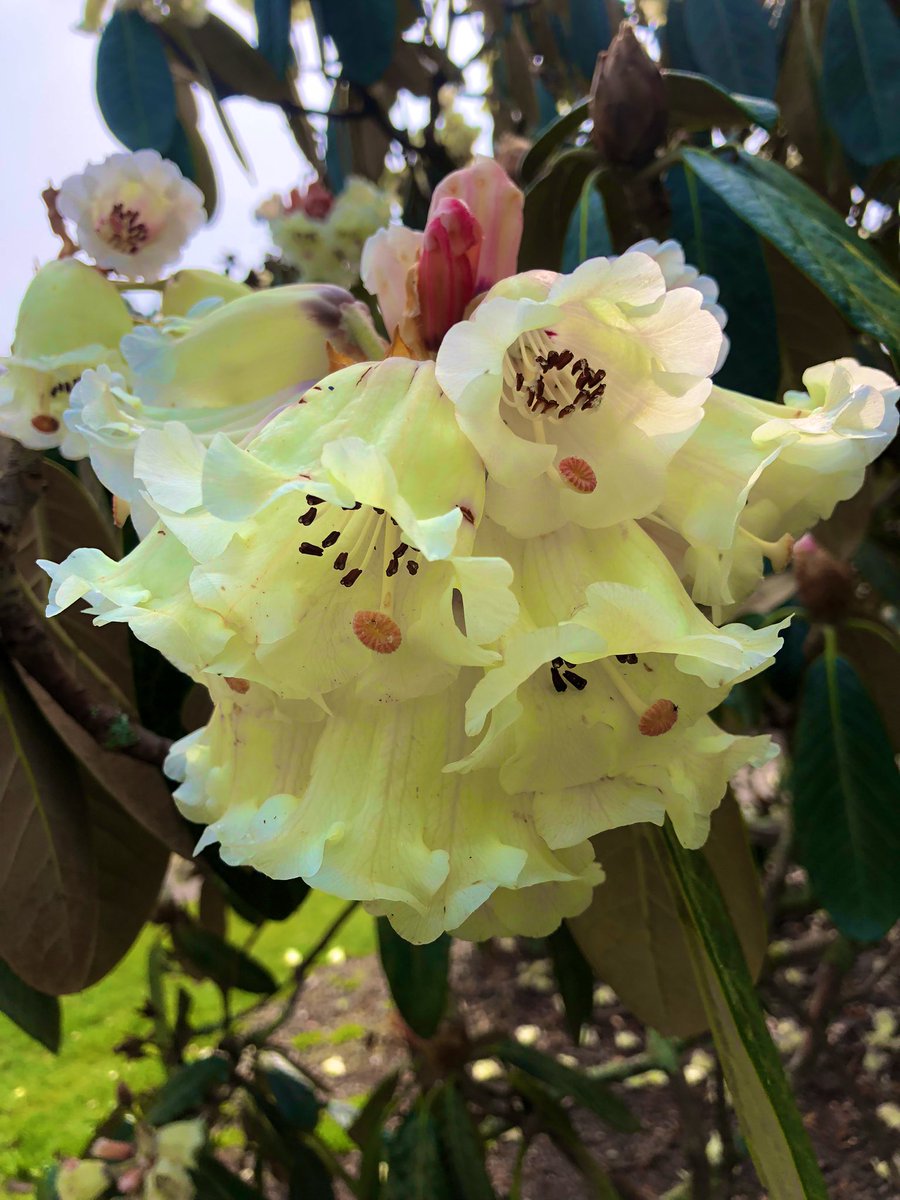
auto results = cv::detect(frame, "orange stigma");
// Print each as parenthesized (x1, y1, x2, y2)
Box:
(638, 699, 678, 736)
(352, 610, 403, 654)
(558, 456, 597, 494)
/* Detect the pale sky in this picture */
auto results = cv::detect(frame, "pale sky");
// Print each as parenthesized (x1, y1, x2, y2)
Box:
(1, 1, 487, 352)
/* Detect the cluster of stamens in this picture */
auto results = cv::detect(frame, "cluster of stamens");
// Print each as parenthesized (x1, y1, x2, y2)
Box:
(549, 657, 588, 694)
(99, 202, 150, 255)
(297, 495, 420, 589)
(505, 332, 607, 422)
(49, 377, 78, 399)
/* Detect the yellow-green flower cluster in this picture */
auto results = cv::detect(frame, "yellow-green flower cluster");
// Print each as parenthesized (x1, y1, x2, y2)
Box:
(33, 161, 899, 945)
(57, 1119, 204, 1200)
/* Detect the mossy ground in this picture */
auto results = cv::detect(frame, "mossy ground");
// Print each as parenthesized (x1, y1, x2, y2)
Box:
(0, 895, 374, 1182)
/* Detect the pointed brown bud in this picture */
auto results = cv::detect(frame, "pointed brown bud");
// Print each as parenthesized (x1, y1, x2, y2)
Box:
(590, 23, 668, 169)
(793, 535, 856, 623)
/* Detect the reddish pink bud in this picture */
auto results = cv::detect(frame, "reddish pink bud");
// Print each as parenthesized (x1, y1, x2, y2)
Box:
(417, 197, 483, 350)
(117, 1166, 145, 1193)
(430, 156, 523, 292)
(90, 1138, 134, 1162)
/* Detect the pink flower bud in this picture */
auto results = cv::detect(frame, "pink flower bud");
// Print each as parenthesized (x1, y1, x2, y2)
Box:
(90, 1138, 134, 1162)
(430, 156, 523, 291)
(417, 197, 483, 350)
(116, 1166, 145, 1193)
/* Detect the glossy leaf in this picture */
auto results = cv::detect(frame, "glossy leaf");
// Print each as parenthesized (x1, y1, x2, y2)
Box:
(377, 919, 449, 1039)
(682, 147, 900, 359)
(683, 0, 778, 99)
(96, 10, 177, 151)
(311, 0, 397, 86)
(168, 81, 217, 219)
(146, 1053, 231, 1124)
(792, 647, 900, 940)
(669, 162, 779, 398)
(663, 0, 701, 73)
(547, 924, 594, 1040)
(257, 1055, 321, 1134)
(560, 0, 611, 83)
(255, 0, 294, 80)
(660, 825, 829, 1200)
(570, 793, 767, 1038)
(821, 0, 900, 168)
(520, 100, 589, 185)
(172, 921, 278, 994)
(520, 148, 599, 271)
(167, 15, 293, 103)
(383, 1104, 451, 1200)
(776, 0, 841, 194)
(191, 1154, 267, 1199)
(0, 959, 61, 1052)
(352, 1072, 400, 1200)
(663, 69, 779, 131)
(433, 1081, 496, 1200)
(562, 172, 613, 271)
(491, 1041, 638, 1131)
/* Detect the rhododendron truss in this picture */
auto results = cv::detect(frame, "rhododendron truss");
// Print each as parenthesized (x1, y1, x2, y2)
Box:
(37, 155, 899, 944)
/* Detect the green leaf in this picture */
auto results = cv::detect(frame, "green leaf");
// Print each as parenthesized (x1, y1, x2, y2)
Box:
(191, 1154, 267, 1199)
(792, 645, 900, 940)
(200, 854, 310, 923)
(547, 924, 594, 1040)
(520, 148, 599, 271)
(669, 162, 779, 398)
(659, 825, 829, 1200)
(96, 10, 178, 151)
(663, 0, 701, 73)
(433, 1081, 497, 1200)
(562, 171, 613, 271)
(165, 15, 292, 104)
(168, 80, 217, 218)
(570, 793, 767, 1038)
(377, 919, 449, 1039)
(311, 0, 397, 86)
(490, 1041, 638, 1132)
(146, 1053, 230, 1124)
(383, 1103, 451, 1200)
(172, 921, 278, 994)
(0, 959, 60, 1052)
(255, 0, 294, 80)
(288, 1142, 335, 1200)
(683, 0, 778, 99)
(559, 0, 611, 83)
(257, 1055, 322, 1133)
(821, 0, 900, 168)
(350, 1071, 400, 1200)
(682, 147, 900, 359)
(663, 69, 779, 131)
(520, 100, 590, 186)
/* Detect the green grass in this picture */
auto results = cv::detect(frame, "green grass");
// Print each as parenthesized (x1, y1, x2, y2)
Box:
(0, 895, 374, 1182)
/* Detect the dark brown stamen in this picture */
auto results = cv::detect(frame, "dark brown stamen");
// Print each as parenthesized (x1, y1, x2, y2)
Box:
(321, 530, 340, 548)
(299, 508, 317, 526)
(340, 568, 362, 587)
(299, 542, 323, 556)
(406, 561, 419, 576)
(333, 551, 348, 571)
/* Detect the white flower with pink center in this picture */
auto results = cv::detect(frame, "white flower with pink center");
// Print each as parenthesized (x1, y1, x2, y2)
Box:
(58, 150, 205, 280)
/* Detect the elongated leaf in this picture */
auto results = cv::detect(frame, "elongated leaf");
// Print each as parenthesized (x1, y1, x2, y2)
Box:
(377, 919, 449, 1039)
(383, 1104, 451, 1200)
(570, 792, 767, 1037)
(434, 1081, 497, 1200)
(684, 0, 778, 99)
(97, 10, 177, 151)
(660, 825, 829, 1200)
(255, 0, 294, 80)
(201, 853, 310, 923)
(311, 0, 397, 86)
(491, 1041, 637, 1131)
(0, 959, 60, 1052)
(172, 921, 278, 994)
(663, 0, 701, 73)
(257, 1055, 321, 1133)
(351, 1072, 400, 1200)
(191, 1155, 266, 1199)
(682, 147, 900, 359)
(165, 15, 293, 103)
(547, 924, 594, 1040)
(663, 69, 779, 131)
(560, 0, 611, 83)
(520, 148, 599, 271)
(668, 162, 779, 398)
(168, 80, 217, 219)
(562, 172, 613, 272)
(792, 648, 900, 940)
(520, 100, 590, 186)
(146, 1053, 231, 1124)
(821, 0, 900, 168)
(776, 0, 843, 194)
(288, 1143, 335, 1200)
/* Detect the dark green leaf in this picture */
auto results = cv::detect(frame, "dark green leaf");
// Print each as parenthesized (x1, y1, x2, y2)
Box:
(434, 1081, 496, 1200)
(168, 80, 217, 218)
(682, 148, 900, 359)
(191, 1154, 267, 1199)
(0, 959, 61, 1052)
(669, 162, 779, 398)
(255, 0, 294, 80)
(172, 921, 278, 994)
(792, 649, 900, 940)
(520, 100, 590, 186)
(520, 148, 599, 271)
(684, 0, 778, 99)
(490, 1041, 638, 1132)
(570, 793, 767, 1038)
(560, 0, 611, 83)
(166, 15, 293, 103)
(663, 69, 779, 131)
(201, 851, 310, 922)
(547, 924, 593, 1040)
(351, 1072, 400, 1200)
(663, 0, 701, 73)
(377, 919, 449, 1039)
(562, 173, 613, 271)
(660, 825, 829, 1200)
(821, 0, 900, 168)
(257, 1056, 321, 1133)
(383, 1104, 451, 1200)
(311, 0, 397, 86)
(855, 540, 900, 607)
(96, 10, 178, 151)
(288, 1142, 335, 1200)
(146, 1053, 230, 1123)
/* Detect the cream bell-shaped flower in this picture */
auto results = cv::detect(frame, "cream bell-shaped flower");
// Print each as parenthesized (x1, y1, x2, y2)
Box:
(0, 259, 132, 449)
(451, 519, 783, 850)
(648, 359, 899, 608)
(42, 359, 519, 707)
(167, 674, 602, 944)
(626, 237, 729, 371)
(57, 150, 205, 279)
(435, 250, 724, 537)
